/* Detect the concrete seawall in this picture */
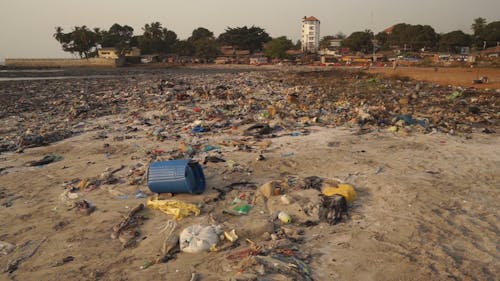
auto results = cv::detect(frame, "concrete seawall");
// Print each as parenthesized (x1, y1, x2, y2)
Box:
(5, 58, 123, 68)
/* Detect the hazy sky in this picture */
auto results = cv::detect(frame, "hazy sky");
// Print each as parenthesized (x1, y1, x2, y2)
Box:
(1, 0, 499, 60)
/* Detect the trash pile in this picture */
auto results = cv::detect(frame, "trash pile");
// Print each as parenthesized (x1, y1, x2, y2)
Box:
(1, 69, 498, 152)
(133, 171, 357, 280)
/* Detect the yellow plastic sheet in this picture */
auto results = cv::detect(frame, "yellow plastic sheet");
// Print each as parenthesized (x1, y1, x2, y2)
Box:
(322, 183, 357, 203)
(147, 197, 200, 220)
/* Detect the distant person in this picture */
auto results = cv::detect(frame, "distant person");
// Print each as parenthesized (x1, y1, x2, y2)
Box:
(392, 58, 398, 71)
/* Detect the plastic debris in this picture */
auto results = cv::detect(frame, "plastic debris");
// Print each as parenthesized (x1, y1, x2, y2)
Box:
(75, 200, 95, 215)
(233, 204, 252, 215)
(147, 197, 200, 220)
(203, 144, 220, 152)
(278, 211, 292, 224)
(140, 261, 152, 270)
(0, 241, 15, 256)
(447, 91, 463, 100)
(322, 183, 357, 203)
(224, 229, 239, 242)
(179, 225, 220, 253)
(135, 190, 147, 199)
(24, 154, 63, 166)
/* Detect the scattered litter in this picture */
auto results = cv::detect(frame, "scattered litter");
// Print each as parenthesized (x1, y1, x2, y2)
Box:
(179, 225, 221, 253)
(482, 128, 495, 134)
(473, 76, 488, 84)
(425, 170, 440, 174)
(233, 204, 252, 215)
(203, 156, 226, 164)
(447, 91, 463, 100)
(321, 183, 357, 203)
(278, 211, 292, 224)
(5, 237, 47, 274)
(156, 220, 179, 263)
(51, 256, 74, 267)
(111, 204, 146, 248)
(24, 154, 63, 166)
(75, 200, 95, 215)
(203, 144, 220, 152)
(147, 196, 200, 220)
(147, 160, 205, 194)
(140, 261, 152, 270)
(135, 190, 148, 199)
(0, 241, 15, 256)
(224, 229, 239, 242)
(321, 195, 348, 225)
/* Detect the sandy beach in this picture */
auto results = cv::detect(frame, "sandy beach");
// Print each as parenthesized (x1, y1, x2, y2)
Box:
(0, 66, 498, 281)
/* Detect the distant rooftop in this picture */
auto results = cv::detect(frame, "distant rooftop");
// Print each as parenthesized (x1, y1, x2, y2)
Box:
(383, 25, 395, 34)
(303, 16, 320, 22)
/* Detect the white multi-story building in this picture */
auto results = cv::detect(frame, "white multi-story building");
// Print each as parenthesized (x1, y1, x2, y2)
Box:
(301, 16, 320, 53)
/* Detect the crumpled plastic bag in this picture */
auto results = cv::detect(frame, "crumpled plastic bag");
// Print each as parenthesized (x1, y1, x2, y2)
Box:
(0, 241, 15, 255)
(59, 189, 79, 207)
(147, 197, 200, 220)
(322, 183, 357, 203)
(179, 225, 221, 253)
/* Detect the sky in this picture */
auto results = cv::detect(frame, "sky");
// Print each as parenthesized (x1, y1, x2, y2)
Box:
(0, 0, 499, 61)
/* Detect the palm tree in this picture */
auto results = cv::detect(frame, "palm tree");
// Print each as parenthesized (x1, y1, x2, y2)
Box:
(471, 18, 486, 36)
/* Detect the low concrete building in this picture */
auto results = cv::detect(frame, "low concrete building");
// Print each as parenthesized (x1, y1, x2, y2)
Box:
(214, 57, 230, 64)
(250, 56, 268, 65)
(98, 47, 141, 59)
(479, 46, 500, 58)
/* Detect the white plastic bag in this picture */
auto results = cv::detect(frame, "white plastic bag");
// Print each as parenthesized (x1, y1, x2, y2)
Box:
(179, 225, 220, 253)
(0, 241, 15, 255)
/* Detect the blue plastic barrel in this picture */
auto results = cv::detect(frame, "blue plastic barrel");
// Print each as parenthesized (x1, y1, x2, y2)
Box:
(147, 160, 206, 194)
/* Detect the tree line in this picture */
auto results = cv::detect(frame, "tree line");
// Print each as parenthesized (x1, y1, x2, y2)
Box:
(54, 18, 499, 60)
(337, 18, 500, 54)
(53, 22, 287, 59)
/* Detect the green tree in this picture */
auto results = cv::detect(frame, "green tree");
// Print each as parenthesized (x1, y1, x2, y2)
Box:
(388, 23, 438, 51)
(471, 17, 487, 48)
(100, 23, 134, 56)
(342, 30, 374, 53)
(188, 27, 214, 43)
(185, 27, 218, 60)
(130, 35, 141, 48)
(53, 26, 101, 58)
(139, 22, 178, 54)
(438, 30, 472, 53)
(172, 40, 195, 56)
(193, 38, 219, 60)
(375, 32, 389, 50)
(319, 35, 336, 50)
(217, 26, 271, 52)
(471, 17, 487, 37)
(264, 36, 294, 59)
(480, 21, 500, 48)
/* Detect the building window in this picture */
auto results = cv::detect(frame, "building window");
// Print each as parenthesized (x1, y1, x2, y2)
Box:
(309, 26, 314, 30)
(309, 37, 314, 41)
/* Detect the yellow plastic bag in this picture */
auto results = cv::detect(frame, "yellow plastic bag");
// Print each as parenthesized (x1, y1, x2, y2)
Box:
(147, 197, 200, 220)
(322, 183, 357, 203)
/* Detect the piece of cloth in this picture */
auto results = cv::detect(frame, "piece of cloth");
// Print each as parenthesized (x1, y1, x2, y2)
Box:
(147, 197, 200, 220)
